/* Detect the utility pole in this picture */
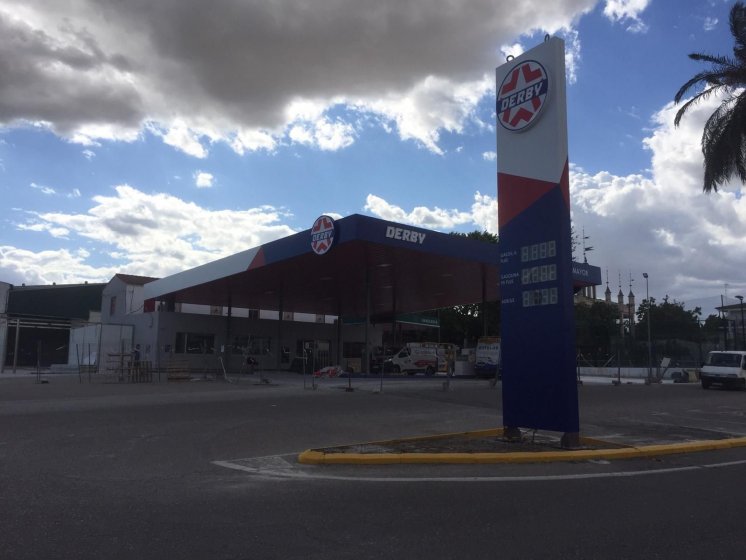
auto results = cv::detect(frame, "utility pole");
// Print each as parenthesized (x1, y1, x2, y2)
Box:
(643, 273, 652, 384)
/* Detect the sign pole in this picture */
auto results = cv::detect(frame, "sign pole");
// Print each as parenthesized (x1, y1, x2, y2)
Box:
(496, 37, 579, 446)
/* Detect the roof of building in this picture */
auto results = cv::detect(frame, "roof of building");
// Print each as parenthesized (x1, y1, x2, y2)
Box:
(5, 282, 106, 320)
(144, 214, 602, 322)
(112, 274, 159, 286)
(718, 301, 746, 311)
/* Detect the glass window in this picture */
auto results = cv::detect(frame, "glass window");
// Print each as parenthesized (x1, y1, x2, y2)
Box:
(175, 332, 215, 354)
(707, 353, 743, 367)
(232, 335, 249, 353)
(343, 341, 365, 358)
(247, 336, 271, 356)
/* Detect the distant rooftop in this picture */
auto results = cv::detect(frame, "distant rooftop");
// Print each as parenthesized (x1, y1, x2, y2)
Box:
(5, 282, 106, 320)
(113, 274, 159, 286)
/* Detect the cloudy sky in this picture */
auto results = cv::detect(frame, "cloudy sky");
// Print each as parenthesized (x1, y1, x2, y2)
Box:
(0, 0, 744, 315)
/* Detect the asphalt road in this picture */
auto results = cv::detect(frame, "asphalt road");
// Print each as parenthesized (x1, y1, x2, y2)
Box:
(2, 373, 746, 559)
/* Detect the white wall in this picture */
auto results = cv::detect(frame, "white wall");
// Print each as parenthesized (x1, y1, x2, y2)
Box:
(101, 277, 148, 323)
(68, 323, 135, 369)
(137, 311, 384, 375)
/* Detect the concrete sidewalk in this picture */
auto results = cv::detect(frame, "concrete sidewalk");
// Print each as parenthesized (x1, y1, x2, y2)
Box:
(298, 426, 746, 465)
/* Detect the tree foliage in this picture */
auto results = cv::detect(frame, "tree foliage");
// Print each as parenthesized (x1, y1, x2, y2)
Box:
(439, 230, 500, 346)
(575, 301, 618, 361)
(635, 296, 702, 343)
(674, 1, 746, 192)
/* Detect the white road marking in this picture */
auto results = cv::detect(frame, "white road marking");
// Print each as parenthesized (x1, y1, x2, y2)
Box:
(212, 456, 746, 483)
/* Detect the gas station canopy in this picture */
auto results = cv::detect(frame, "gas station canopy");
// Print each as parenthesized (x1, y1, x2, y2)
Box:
(143, 214, 600, 321)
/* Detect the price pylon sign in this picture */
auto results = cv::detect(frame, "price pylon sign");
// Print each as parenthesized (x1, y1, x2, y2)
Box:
(496, 37, 579, 437)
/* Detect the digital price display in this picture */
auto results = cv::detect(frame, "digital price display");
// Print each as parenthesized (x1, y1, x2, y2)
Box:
(520, 240, 556, 262)
(518, 240, 558, 307)
(521, 264, 557, 285)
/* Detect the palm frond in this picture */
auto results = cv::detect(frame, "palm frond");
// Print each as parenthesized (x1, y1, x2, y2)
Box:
(689, 52, 737, 68)
(674, 71, 730, 105)
(674, 85, 720, 126)
(674, 1, 746, 193)
(700, 93, 746, 191)
(731, 2, 746, 63)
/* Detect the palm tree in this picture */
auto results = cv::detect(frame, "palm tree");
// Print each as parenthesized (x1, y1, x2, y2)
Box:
(674, 2, 746, 193)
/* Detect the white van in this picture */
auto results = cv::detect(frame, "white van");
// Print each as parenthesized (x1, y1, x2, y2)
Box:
(474, 337, 501, 379)
(387, 343, 438, 375)
(700, 351, 746, 389)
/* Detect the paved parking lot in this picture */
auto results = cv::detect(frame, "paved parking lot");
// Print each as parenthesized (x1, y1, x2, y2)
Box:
(2, 371, 746, 559)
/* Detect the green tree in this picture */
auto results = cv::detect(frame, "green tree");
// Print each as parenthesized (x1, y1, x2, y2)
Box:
(438, 301, 501, 347)
(439, 230, 500, 345)
(636, 296, 702, 342)
(702, 313, 723, 334)
(449, 230, 498, 244)
(702, 313, 727, 345)
(635, 296, 703, 365)
(674, 2, 746, 192)
(575, 301, 618, 363)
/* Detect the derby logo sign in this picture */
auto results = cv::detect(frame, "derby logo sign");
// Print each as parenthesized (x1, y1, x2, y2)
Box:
(497, 60, 548, 132)
(311, 215, 336, 255)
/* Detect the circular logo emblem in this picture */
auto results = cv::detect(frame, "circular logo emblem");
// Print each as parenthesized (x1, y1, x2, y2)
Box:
(497, 60, 549, 132)
(311, 215, 335, 255)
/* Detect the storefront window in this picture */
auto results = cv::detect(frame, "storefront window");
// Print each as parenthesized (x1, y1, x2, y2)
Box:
(247, 336, 271, 356)
(175, 332, 215, 354)
(232, 335, 248, 353)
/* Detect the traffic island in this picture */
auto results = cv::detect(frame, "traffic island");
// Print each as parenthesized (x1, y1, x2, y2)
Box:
(297, 428, 746, 465)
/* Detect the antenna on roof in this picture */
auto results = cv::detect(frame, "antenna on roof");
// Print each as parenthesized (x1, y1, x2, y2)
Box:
(581, 227, 593, 264)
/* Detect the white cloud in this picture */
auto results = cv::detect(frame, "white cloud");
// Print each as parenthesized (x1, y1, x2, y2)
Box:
(366, 74, 493, 154)
(703, 17, 718, 32)
(288, 116, 356, 151)
(0, 0, 600, 155)
(500, 43, 525, 60)
(603, 0, 650, 32)
(363, 190, 497, 234)
(230, 129, 277, 155)
(570, 92, 746, 302)
(470, 192, 498, 234)
(8, 186, 297, 280)
(194, 171, 214, 189)
(501, 27, 581, 86)
(69, 123, 140, 146)
(30, 182, 56, 195)
(482, 151, 497, 161)
(29, 182, 83, 198)
(82, 149, 95, 160)
(561, 27, 582, 85)
(156, 121, 208, 159)
(364, 194, 473, 230)
(0, 245, 117, 285)
(314, 119, 356, 151)
(17, 221, 70, 238)
(288, 125, 314, 145)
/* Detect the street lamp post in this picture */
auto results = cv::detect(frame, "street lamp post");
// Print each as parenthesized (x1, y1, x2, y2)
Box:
(643, 273, 653, 384)
(736, 295, 745, 350)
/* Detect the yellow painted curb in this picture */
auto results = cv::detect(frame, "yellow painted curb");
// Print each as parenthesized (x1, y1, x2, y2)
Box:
(296, 433, 746, 465)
